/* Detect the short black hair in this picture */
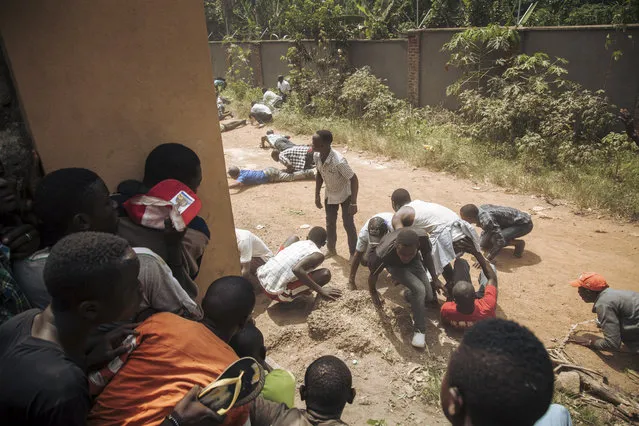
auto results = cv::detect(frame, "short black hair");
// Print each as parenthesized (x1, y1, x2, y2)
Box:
(308, 226, 327, 246)
(452, 280, 475, 306)
(143, 143, 201, 190)
(448, 318, 554, 426)
(262, 88, 268, 94)
(33, 168, 104, 246)
(391, 188, 411, 207)
(396, 228, 419, 246)
(304, 355, 352, 411)
(368, 216, 389, 237)
(228, 166, 240, 179)
(202, 276, 256, 330)
(315, 130, 333, 145)
(44, 232, 137, 311)
(271, 150, 280, 161)
(460, 204, 479, 220)
(229, 322, 266, 362)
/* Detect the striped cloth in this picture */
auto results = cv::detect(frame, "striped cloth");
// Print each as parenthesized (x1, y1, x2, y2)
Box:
(314, 149, 355, 204)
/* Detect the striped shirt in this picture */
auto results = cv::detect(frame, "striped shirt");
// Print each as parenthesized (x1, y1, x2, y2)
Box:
(256, 240, 321, 296)
(314, 149, 355, 204)
(279, 146, 312, 172)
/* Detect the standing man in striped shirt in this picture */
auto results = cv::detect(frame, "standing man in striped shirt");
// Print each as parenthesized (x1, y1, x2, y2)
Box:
(312, 130, 359, 258)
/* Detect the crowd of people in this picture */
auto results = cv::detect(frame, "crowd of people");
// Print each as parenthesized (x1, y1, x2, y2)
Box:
(0, 78, 637, 425)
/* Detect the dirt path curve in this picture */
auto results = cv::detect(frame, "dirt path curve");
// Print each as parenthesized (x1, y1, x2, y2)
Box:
(221, 123, 639, 425)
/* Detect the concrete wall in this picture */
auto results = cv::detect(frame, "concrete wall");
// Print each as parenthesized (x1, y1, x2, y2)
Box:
(210, 25, 639, 112)
(349, 40, 408, 100)
(0, 0, 240, 294)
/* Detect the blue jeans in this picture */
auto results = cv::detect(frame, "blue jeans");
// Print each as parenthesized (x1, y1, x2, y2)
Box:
(534, 404, 572, 426)
(388, 258, 433, 332)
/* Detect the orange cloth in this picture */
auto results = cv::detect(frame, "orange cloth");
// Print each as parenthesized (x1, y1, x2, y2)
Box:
(88, 313, 248, 426)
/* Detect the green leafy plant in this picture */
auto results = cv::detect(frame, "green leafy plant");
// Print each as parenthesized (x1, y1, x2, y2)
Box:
(339, 67, 401, 124)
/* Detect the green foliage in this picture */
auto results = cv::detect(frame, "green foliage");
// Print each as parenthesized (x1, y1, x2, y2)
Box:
(339, 67, 401, 123)
(443, 25, 520, 95)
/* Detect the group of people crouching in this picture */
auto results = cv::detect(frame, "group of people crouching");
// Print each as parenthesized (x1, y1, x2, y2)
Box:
(0, 132, 636, 425)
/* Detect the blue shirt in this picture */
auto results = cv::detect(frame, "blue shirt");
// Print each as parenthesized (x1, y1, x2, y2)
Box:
(237, 170, 269, 185)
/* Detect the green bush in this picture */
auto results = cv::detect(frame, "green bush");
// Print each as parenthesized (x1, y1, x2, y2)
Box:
(339, 67, 400, 124)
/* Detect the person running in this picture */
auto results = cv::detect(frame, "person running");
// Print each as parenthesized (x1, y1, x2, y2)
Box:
(440, 240, 498, 329)
(348, 213, 394, 289)
(272, 145, 314, 173)
(228, 166, 314, 189)
(277, 75, 291, 102)
(88, 276, 255, 425)
(260, 130, 296, 151)
(460, 203, 533, 262)
(250, 102, 273, 126)
(391, 188, 479, 287)
(569, 273, 639, 353)
(250, 355, 355, 426)
(0, 233, 216, 426)
(236, 228, 273, 286)
(14, 168, 201, 320)
(313, 130, 359, 257)
(367, 228, 442, 348)
(440, 318, 556, 426)
(256, 227, 341, 303)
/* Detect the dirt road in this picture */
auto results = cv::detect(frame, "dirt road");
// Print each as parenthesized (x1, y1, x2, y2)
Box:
(222, 123, 639, 425)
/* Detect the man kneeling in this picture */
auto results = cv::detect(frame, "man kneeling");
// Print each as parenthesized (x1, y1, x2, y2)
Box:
(256, 227, 341, 302)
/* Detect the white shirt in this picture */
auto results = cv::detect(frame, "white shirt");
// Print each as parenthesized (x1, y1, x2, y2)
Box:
(407, 200, 459, 236)
(235, 228, 273, 264)
(263, 90, 282, 107)
(356, 212, 394, 252)
(257, 240, 321, 295)
(277, 80, 291, 94)
(314, 149, 355, 204)
(251, 103, 272, 115)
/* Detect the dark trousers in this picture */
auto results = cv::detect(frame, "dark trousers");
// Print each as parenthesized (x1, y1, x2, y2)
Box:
(325, 196, 357, 255)
(481, 222, 534, 250)
(448, 258, 494, 299)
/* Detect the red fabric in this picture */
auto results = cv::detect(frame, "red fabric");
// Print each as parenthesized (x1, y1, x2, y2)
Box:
(440, 286, 498, 329)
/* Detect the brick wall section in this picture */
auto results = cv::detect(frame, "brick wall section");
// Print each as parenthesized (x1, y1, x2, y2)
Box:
(249, 43, 263, 88)
(407, 32, 420, 107)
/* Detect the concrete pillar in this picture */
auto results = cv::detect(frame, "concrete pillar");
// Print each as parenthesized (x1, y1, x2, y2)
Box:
(0, 0, 240, 294)
(250, 43, 264, 88)
(407, 31, 421, 107)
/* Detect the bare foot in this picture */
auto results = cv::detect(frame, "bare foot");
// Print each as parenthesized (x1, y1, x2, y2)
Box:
(325, 249, 337, 258)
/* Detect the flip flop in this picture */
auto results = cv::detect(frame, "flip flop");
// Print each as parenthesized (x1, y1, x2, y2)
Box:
(198, 357, 265, 415)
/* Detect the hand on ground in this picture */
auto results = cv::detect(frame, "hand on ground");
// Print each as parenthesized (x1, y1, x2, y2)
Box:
(320, 287, 342, 301)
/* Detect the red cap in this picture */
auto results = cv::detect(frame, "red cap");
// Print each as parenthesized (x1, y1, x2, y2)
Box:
(569, 272, 608, 291)
(123, 179, 201, 231)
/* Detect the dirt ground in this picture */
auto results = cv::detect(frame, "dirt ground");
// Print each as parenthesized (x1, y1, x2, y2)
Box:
(222, 122, 639, 425)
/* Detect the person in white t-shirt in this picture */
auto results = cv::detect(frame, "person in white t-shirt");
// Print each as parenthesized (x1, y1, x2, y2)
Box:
(250, 102, 273, 126)
(236, 228, 273, 286)
(256, 227, 341, 303)
(262, 88, 283, 109)
(277, 75, 291, 101)
(348, 213, 393, 289)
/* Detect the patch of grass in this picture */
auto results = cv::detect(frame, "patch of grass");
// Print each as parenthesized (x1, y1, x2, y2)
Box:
(420, 366, 445, 404)
(273, 109, 639, 220)
(553, 389, 607, 425)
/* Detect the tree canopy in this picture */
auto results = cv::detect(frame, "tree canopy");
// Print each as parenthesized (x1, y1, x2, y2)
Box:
(204, 0, 639, 40)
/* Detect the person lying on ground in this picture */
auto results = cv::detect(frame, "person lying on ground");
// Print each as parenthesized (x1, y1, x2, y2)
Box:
(440, 318, 558, 426)
(0, 232, 217, 426)
(88, 275, 256, 426)
(14, 168, 201, 320)
(228, 166, 315, 189)
(348, 213, 394, 289)
(250, 355, 355, 426)
(271, 145, 315, 173)
(367, 228, 442, 348)
(114, 143, 210, 299)
(230, 321, 296, 408)
(217, 95, 232, 121)
(569, 273, 639, 353)
(220, 119, 247, 133)
(391, 188, 479, 288)
(236, 228, 273, 287)
(460, 203, 533, 263)
(440, 239, 498, 329)
(250, 102, 273, 126)
(313, 130, 359, 258)
(277, 75, 291, 102)
(260, 130, 296, 151)
(256, 226, 341, 303)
